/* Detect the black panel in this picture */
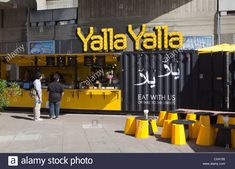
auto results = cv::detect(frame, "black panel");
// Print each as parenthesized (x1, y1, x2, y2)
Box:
(84, 56, 94, 66)
(95, 56, 105, 66)
(46, 56, 55, 66)
(121, 51, 197, 113)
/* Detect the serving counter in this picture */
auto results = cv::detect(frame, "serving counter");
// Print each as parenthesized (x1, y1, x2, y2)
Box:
(8, 89, 121, 111)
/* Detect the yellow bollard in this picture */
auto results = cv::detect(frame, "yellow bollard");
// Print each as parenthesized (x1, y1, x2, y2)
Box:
(124, 116, 136, 135)
(196, 125, 216, 146)
(231, 129, 235, 148)
(186, 114, 196, 120)
(167, 113, 178, 121)
(157, 111, 167, 126)
(135, 120, 149, 138)
(150, 119, 158, 134)
(171, 124, 186, 145)
(216, 115, 224, 124)
(199, 115, 211, 126)
(229, 117, 235, 125)
(161, 120, 172, 139)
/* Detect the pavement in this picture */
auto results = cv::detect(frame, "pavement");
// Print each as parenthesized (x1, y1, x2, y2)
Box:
(0, 111, 234, 153)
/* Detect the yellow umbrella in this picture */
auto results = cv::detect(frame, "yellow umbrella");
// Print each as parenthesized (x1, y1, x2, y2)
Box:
(198, 43, 235, 54)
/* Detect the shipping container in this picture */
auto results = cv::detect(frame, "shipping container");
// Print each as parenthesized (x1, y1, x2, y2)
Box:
(121, 51, 235, 113)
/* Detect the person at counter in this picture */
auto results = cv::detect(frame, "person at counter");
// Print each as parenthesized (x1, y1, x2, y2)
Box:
(47, 73, 64, 119)
(33, 72, 43, 121)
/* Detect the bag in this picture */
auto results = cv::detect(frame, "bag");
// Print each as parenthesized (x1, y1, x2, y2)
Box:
(46, 101, 49, 109)
(29, 88, 37, 98)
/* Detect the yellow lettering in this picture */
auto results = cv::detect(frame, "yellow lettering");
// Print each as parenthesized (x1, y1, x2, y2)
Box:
(155, 26, 162, 49)
(162, 26, 169, 49)
(114, 34, 127, 50)
(142, 33, 157, 50)
(77, 27, 94, 52)
(128, 24, 146, 51)
(90, 35, 103, 51)
(108, 28, 114, 50)
(101, 28, 108, 51)
(169, 32, 183, 49)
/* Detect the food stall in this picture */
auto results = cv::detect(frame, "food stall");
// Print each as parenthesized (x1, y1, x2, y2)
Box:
(0, 53, 121, 111)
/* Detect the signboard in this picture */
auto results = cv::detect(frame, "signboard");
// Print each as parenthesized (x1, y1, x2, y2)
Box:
(77, 24, 183, 52)
(182, 36, 214, 50)
(28, 41, 55, 54)
(219, 0, 235, 11)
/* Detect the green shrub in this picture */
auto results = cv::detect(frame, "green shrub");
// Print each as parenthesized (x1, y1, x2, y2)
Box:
(0, 79, 22, 111)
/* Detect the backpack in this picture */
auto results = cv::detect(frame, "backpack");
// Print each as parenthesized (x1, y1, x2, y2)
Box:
(29, 88, 37, 98)
(29, 83, 37, 98)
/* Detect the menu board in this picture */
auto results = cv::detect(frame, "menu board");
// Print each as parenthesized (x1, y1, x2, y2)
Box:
(67, 57, 77, 66)
(57, 56, 66, 67)
(46, 57, 55, 66)
(96, 56, 106, 66)
(84, 56, 94, 66)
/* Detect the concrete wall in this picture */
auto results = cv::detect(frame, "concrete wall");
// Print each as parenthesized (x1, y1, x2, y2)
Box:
(0, 0, 235, 53)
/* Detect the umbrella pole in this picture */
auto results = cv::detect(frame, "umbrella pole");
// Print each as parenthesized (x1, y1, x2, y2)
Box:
(226, 52, 230, 110)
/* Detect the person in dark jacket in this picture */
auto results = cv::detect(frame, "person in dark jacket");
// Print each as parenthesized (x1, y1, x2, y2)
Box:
(47, 74, 64, 119)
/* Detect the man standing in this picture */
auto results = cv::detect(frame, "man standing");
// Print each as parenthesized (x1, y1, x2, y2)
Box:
(33, 72, 43, 121)
(48, 74, 64, 119)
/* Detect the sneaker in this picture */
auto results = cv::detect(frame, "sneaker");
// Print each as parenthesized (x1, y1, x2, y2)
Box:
(34, 118, 43, 121)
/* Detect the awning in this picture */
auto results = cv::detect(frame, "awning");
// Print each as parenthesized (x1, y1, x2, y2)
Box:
(198, 43, 235, 54)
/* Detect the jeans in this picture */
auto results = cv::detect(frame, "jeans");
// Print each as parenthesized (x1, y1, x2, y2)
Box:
(34, 100, 41, 120)
(49, 102, 60, 118)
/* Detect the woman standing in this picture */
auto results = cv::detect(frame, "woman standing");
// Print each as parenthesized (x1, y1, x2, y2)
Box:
(47, 74, 64, 119)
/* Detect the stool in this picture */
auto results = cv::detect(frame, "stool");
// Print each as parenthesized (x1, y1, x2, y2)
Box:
(171, 124, 186, 145)
(157, 111, 167, 126)
(161, 120, 172, 138)
(231, 129, 235, 148)
(189, 120, 201, 139)
(196, 125, 216, 146)
(229, 117, 235, 125)
(167, 113, 178, 121)
(149, 119, 158, 134)
(186, 114, 196, 120)
(216, 115, 224, 124)
(124, 116, 136, 135)
(185, 114, 196, 139)
(135, 119, 149, 138)
(199, 115, 211, 126)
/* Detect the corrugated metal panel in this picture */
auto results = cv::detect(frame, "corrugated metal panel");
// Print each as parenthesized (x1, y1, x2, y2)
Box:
(53, 8, 77, 21)
(55, 25, 77, 40)
(30, 10, 53, 22)
(29, 26, 54, 41)
(3, 9, 27, 28)
(121, 51, 198, 112)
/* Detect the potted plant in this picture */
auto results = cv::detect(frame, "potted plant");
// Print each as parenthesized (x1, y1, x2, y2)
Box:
(0, 79, 22, 113)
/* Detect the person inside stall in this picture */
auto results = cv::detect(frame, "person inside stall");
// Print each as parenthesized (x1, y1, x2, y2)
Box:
(22, 70, 31, 90)
(106, 70, 114, 87)
(55, 71, 65, 84)
(112, 73, 120, 88)
(23, 70, 31, 82)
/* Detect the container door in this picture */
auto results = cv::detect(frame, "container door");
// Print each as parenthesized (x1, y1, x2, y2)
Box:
(198, 53, 226, 111)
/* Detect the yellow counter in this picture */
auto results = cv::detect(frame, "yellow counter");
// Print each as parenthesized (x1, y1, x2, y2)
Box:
(8, 89, 121, 111)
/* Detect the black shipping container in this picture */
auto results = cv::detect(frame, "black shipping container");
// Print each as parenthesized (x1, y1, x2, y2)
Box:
(121, 51, 235, 113)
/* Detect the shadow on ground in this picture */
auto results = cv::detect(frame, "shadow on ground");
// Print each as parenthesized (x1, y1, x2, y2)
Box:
(11, 116, 33, 121)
